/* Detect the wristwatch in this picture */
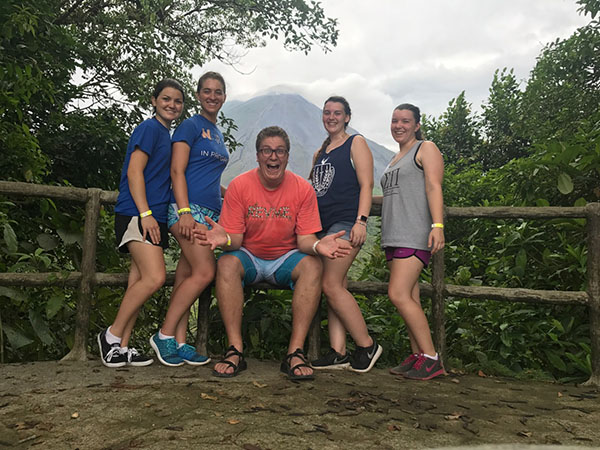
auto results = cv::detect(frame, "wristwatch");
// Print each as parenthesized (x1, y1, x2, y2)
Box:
(357, 215, 368, 223)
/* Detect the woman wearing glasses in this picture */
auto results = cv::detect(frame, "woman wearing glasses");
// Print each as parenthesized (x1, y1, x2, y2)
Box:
(309, 96, 382, 373)
(149, 72, 229, 366)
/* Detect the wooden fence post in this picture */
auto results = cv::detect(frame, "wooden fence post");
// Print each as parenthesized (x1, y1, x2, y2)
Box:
(62, 189, 101, 361)
(431, 248, 446, 363)
(584, 202, 600, 386)
(195, 289, 212, 356)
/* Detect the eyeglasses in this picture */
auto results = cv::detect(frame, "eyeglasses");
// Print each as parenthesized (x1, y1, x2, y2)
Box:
(258, 147, 288, 157)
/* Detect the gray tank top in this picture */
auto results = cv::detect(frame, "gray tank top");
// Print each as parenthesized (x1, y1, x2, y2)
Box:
(380, 140, 432, 250)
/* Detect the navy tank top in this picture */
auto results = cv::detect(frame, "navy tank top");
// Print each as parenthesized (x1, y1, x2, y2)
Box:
(312, 134, 360, 230)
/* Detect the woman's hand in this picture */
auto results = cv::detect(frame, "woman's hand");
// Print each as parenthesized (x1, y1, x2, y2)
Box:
(141, 215, 161, 245)
(177, 212, 197, 242)
(428, 228, 445, 255)
(349, 222, 367, 247)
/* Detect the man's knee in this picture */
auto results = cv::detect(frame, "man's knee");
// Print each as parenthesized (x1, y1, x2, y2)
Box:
(292, 255, 323, 283)
(217, 254, 244, 281)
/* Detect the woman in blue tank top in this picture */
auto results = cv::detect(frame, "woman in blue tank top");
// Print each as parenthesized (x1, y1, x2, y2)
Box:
(375, 103, 446, 380)
(98, 79, 185, 368)
(309, 96, 382, 373)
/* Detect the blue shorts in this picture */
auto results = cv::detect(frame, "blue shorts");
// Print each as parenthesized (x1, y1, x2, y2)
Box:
(221, 247, 307, 290)
(167, 203, 219, 229)
(385, 247, 431, 267)
(316, 220, 354, 241)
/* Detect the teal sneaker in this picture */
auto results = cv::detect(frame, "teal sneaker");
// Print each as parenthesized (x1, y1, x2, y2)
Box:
(178, 343, 211, 366)
(149, 333, 184, 367)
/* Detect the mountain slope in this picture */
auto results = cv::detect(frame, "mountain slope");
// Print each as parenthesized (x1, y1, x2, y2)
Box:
(220, 93, 394, 188)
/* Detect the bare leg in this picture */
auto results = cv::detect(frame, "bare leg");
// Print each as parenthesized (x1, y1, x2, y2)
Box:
(322, 245, 372, 350)
(110, 242, 166, 348)
(213, 254, 245, 375)
(407, 282, 421, 354)
(287, 255, 323, 377)
(387, 257, 436, 356)
(161, 225, 216, 342)
(326, 309, 348, 355)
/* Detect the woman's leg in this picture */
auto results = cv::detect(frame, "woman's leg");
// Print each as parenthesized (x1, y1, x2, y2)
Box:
(387, 257, 435, 356)
(322, 245, 372, 348)
(110, 242, 166, 348)
(161, 224, 215, 340)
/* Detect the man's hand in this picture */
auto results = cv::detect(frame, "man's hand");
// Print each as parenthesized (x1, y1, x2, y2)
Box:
(193, 216, 228, 250)
(317, 230, 352, 259)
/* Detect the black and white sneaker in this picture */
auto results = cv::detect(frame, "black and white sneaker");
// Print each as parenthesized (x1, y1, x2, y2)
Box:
(311, 347, 350, 370)
(350, 338, 382, 373)
(97, 329, 127, 368)
(127, 347, 154, 367)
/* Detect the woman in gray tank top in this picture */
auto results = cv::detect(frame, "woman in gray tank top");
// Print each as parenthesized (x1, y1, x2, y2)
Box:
(374, 103, 446, 380)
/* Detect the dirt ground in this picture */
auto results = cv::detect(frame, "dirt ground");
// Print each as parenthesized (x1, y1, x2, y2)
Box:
(1, 359, 599, 450)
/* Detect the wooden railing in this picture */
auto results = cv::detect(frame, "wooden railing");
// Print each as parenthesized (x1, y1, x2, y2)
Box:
(1, 181, 598, 386)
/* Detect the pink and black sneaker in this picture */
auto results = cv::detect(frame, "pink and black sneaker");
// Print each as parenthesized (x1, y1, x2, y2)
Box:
(403, 354, 445, 380)
(389, 353, 419, 375)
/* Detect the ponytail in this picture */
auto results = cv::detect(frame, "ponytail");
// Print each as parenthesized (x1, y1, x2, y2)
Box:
(309, 136, 331, 180)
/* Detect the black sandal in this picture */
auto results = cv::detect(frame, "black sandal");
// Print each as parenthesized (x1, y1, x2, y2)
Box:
(212, 345, 247, 378)
(280, 348, 314, 381)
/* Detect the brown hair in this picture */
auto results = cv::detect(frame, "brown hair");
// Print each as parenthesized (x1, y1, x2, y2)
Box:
(395, 103, 423, 140)
(255, 126, 290, 152)
(309, 96, 351, 180)
(197, 71, 226, 94)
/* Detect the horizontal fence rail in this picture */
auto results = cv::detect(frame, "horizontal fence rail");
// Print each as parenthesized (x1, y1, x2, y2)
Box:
(1, 181, 598, 385)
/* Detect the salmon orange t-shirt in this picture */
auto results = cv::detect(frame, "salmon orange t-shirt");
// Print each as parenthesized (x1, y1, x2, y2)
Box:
(220, 169, 322, 259)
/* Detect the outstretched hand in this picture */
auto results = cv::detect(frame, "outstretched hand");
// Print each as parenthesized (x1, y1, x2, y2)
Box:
(193, 216, 227, 250)
(318, 230, 352, 259)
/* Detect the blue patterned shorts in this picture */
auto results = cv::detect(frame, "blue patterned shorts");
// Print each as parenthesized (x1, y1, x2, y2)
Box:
(167, 203, 220, 229)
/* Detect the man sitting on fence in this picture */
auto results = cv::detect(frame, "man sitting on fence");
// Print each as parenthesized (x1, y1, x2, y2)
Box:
(195, 126, 351, 380)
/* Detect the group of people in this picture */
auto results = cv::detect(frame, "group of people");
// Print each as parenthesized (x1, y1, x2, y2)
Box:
(97, 72, 446, 382)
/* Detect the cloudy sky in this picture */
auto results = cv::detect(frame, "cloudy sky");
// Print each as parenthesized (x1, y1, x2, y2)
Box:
(201, 0, 590, 150)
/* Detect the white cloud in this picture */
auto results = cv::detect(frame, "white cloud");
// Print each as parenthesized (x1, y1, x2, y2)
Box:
(200, 0, 590, 149)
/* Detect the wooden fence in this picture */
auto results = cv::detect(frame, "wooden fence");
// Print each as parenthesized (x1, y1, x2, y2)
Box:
(0, 181, 598, 386)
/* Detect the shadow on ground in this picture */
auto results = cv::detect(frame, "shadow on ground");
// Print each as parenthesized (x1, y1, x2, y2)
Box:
(1, 359, 598, 449)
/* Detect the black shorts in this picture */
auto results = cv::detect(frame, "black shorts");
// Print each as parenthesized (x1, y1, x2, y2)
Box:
(114, 214, 169, 254)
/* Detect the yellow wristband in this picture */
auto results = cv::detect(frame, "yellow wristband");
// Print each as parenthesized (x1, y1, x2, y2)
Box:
(431, 223, 444, 229)
(140, 210, 152, 218)
(226, 233, 231, 247)
(177, 207, 191, 214)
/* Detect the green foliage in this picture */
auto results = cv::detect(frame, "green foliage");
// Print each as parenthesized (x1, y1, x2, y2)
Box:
(479, 68, 530, 170)
(422, 91, 481, 170)
(521, 18, 600, 144)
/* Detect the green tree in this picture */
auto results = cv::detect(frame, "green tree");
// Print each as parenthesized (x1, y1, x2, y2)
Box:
(422, 91, 481, 170)
(0, 0, 339, 187)
(521, 8, 599, 144)
(479, 68, 530, 170)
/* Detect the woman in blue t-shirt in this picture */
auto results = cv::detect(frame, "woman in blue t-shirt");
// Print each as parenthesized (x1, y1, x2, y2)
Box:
(97, 79, 185, 368)
(309, 96, 382, 373)
(149, 72, 229, 366)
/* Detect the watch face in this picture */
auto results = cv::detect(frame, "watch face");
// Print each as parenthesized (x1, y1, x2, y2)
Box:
(358, 215, 368, 222)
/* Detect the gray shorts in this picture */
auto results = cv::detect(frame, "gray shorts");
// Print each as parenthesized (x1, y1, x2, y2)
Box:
(316, 220, 355, 241)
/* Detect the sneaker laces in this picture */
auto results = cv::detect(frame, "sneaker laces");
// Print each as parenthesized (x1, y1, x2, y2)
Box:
(127, 347, 140, 363)
(105, 346, 122, 362)
(412, 354, 427, 370)
(401, 353, 418, 366)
